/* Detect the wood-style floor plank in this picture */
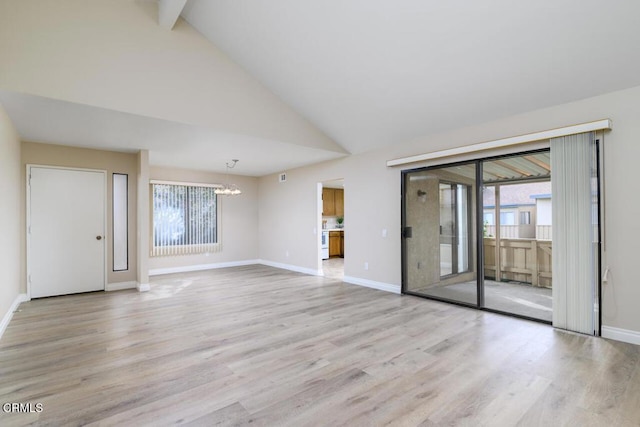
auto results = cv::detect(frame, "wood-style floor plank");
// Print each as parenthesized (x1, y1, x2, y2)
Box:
(0, 265, 639, 426)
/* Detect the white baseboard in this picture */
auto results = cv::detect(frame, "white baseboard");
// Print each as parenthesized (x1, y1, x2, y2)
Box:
(0, 293, 28, 340)
(106, 281, 138, 291)
(149, 259, 260, 276)
(258, 260, 322, 276)
(343, 275, 401, 294)
(137, 283, 150, 292)
(601, 326, 640, 346)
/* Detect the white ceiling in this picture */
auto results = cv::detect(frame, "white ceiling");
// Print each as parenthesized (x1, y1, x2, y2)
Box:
(0, 90, 345, 177)
(4, 1, 640, 176)
(182, 0, 640, 154)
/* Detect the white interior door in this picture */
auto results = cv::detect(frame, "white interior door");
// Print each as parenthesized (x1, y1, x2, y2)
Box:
(29, 167, 106, 298)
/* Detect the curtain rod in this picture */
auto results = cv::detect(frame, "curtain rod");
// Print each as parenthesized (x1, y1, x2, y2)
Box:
(150, 179, 223, 189)
(386, 119, 612, 167)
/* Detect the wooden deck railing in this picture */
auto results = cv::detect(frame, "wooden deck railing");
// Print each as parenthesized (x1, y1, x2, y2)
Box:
(536, 225, 552, 240)
(483, 238, 552, 288)
(484, 224, 536, 239)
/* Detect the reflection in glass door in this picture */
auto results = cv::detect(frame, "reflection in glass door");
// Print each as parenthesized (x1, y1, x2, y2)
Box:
(403, 163, 477, 306)
(439, 183, 471, 278)
(439, 183, 454, 277)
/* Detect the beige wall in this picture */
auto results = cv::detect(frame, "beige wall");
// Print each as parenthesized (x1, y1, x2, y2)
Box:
(0, 104, 22, 319)
(258, 85, 640, 334)
(259, 152, 400, 282)
(0, 0, 339, 153)
(21, 142, 138, 288)
(136, 150, 150, 288)
(148, 166, 259, 272)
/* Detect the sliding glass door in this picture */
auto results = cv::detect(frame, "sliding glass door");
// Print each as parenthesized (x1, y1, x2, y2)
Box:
(402, 149, 558, 323)
(402, 163, 478, 306)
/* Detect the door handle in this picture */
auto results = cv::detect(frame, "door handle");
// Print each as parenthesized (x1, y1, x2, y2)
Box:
(96, 236, 102, 240)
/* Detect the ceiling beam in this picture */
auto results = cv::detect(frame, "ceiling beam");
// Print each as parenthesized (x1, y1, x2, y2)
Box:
(524, 155, 551, 172)
(158, 0, 188, 30)
(493, 159, 532, 177)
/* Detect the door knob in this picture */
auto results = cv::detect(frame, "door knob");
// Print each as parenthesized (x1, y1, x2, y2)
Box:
(96, 236, 102, 240)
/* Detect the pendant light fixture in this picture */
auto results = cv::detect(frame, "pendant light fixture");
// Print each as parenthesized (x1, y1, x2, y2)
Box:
(215, 159, 242, 196)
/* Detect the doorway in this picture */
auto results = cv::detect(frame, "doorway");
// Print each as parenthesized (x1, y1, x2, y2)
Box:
(321, 179, 345, 280)
(28, 166, 106, 298)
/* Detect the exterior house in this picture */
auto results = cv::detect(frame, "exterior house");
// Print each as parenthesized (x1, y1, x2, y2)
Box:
(482, 182, 552, 239)
(532, 193, 553, 240)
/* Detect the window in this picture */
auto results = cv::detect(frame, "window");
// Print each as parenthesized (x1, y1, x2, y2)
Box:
(500, 211, 515, 225)
(152, 183, 219, 256)
(520, 211, 531, 225)
(483, 212, 495, 225)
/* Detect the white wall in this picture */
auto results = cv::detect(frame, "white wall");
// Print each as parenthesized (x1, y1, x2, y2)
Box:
(0, 0, 340, 153)
(0, 103, 22, 328)
(537, 199, 552, 225)
(258, 85, 640, 335)
(148, 166, 259, 273)
(259, 152, 400, 285)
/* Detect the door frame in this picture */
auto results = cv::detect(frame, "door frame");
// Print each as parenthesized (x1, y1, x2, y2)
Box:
(26, 164, 108, 300)
(401, 148, 567, 325)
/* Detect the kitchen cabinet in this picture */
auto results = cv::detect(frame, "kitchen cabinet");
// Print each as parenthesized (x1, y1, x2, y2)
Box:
(334, 189, 344, 216)
(329, 231, 340, 257)
(329, 230, 344, 258)
(323, 188, 336, 216)
(322, 188, 344, 216)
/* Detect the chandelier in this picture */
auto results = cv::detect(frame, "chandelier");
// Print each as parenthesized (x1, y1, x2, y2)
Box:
(215, 159, 242, 196)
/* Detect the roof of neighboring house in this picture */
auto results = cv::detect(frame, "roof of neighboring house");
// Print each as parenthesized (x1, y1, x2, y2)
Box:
(483, 181, 551, 207)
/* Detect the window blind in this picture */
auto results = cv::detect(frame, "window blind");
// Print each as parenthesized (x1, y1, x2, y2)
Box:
(551, 132, 599, 335)
(151, 183, 220, 256)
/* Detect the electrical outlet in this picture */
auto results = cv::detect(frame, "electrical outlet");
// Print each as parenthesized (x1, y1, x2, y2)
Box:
(382, 228, 388, 238)
(364, 262, 369, 270)
(286, 250, 289, 258)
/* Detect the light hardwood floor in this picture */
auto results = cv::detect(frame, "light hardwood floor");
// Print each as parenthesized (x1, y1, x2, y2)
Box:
(323, 257, 344, 280)
(1, 265, 639, 426)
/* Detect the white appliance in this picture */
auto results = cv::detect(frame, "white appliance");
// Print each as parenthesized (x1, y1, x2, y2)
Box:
(321, 230, 329, 259)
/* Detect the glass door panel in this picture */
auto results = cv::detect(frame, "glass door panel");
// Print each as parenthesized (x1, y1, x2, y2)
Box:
(402, 149, 554, 324)
(481, 153, 552, 322)
(403, 163, 477, 305)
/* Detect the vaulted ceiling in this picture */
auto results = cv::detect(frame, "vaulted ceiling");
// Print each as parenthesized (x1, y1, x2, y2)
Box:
(2, 0, 640, 176)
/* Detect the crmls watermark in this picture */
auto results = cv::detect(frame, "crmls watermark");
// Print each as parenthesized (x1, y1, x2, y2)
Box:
(2, 402, 43, 413)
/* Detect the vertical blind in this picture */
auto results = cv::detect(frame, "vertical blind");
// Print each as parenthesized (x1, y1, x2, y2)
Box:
(151, 182, 220, 256)
(551, 132, 599, 335)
